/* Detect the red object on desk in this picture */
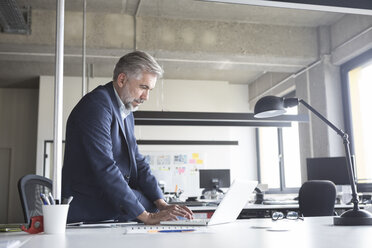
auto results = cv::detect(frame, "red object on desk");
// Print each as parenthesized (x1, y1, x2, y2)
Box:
(21, 216, 44, 234)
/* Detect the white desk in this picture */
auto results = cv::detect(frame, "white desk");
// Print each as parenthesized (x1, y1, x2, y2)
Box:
(1, 217, 372, 248)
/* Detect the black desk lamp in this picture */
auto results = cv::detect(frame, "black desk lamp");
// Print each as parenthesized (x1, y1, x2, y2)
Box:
(254, 95, 372, 225)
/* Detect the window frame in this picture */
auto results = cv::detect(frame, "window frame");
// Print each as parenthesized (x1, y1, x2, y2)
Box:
(341, 48, 372, 156)
(341, 48, 372, 183)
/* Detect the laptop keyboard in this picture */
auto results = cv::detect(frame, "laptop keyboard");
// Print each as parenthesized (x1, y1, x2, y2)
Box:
(176, 201, 207, 207)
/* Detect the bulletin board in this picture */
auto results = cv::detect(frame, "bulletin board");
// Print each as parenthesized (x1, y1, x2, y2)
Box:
(143, 152, 205, 197)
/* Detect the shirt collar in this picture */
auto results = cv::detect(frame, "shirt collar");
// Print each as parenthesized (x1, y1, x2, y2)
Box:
(113, 84, 131, 120)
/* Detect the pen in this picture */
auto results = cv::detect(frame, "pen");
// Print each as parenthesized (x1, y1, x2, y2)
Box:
(40, 196, 48, 205)
(66, 196, 74, 205)
(40, 193, 50, 205)
(62, 196, 74, 205)
(48, 192, 55, 205)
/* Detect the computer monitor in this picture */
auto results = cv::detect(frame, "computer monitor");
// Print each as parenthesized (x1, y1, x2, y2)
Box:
(357, 182, 372, 193)
(306, 156, 350, 185)
(199, 169, 231, 190)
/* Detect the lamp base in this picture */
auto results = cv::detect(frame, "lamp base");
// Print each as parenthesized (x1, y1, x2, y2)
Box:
(334, 209, 372, 225)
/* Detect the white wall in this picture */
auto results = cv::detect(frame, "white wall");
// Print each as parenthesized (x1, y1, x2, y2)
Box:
(36, 76, 257, 194)
(36, 76, 82, 175)
(142, 79, 251, 112)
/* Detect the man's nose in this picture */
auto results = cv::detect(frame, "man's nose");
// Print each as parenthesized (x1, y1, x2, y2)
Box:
(141, 90, 150, 101)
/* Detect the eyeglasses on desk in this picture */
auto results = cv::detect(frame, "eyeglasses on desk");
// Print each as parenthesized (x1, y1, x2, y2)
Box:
(271, 211, 304, 221)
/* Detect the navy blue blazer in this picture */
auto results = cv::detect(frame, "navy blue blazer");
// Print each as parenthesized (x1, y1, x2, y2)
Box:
(62, 82, 163, 223)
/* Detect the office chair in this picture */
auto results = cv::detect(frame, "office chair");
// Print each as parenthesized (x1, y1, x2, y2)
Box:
(298, 180, 337, 217)
(18, 174, 53, 225)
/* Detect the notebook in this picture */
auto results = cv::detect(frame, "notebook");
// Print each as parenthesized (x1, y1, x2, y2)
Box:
(160, 179, 258, 226)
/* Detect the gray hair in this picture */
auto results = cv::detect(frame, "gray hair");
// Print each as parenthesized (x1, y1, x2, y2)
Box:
(113, 51, 164, 81)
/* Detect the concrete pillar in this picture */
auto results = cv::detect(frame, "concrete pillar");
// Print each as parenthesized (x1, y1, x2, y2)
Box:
(296, 56, 343, 183)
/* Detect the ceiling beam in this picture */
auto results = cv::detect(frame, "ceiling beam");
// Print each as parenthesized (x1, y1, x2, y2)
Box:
(201, 0, 372, 15)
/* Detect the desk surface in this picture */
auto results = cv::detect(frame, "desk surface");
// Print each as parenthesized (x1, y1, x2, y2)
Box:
(1, 217, 372, 248)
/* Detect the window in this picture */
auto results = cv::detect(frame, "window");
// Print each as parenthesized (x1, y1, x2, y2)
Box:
(258, 127, 280, 189)
(342, 49, 372, 184)
(282, 106, 301, 188)
(256, 92, 302, 192)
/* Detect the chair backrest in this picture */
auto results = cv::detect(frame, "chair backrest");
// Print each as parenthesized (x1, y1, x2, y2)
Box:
(18, 174, 53, 224)
(299, 180, 337, 217)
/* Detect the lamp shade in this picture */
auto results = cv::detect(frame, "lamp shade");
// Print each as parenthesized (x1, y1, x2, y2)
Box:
(254, 96, 287, 118)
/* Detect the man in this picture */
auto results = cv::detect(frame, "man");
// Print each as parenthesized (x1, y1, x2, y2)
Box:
(62, 51, 192, 225)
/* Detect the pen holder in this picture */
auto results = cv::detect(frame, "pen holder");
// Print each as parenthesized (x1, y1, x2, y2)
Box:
(42, 204, 70, 234)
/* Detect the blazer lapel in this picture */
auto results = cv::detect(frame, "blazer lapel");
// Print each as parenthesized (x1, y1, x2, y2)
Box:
(105, 82, 127, 140)
(123, 116, 138, 180)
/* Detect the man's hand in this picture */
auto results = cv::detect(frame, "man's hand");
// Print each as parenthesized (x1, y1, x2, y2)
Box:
(155, 199, 193, 219)
(136, 209, 177, 225)
(157, 203, 194, 219)
(137, 199, 194, 225)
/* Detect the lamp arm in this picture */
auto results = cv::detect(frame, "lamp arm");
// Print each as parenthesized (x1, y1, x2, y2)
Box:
(298, 99, 344, 137)
(342, 135, 360, 210)
(299, 99, 360, 210)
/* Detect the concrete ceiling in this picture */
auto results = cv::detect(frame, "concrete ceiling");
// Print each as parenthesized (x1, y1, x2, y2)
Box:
(0, 0, 346, 88)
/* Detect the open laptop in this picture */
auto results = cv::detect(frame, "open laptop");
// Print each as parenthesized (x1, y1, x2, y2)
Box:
(160, 179, 257, 226)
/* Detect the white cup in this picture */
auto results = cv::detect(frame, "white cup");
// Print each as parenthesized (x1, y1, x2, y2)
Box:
(42, 204, 70, 234)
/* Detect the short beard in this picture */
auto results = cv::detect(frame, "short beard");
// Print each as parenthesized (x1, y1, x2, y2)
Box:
(123, 94, 143, 112)
(124, 101, 138, 112)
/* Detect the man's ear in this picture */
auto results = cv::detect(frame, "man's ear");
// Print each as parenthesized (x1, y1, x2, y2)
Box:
(117, 73, 127, 87)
